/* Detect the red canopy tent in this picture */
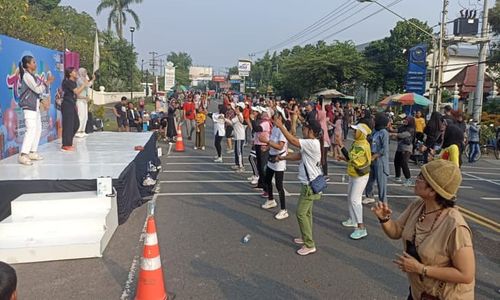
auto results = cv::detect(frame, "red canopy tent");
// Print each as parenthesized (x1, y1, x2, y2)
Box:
(442, 65, 494, 95)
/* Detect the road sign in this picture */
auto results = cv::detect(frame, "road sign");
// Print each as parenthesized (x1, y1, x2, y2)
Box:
(405, 44, 427, 95)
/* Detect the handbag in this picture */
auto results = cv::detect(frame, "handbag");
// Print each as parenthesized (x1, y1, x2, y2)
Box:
(303, 162, 327, 194)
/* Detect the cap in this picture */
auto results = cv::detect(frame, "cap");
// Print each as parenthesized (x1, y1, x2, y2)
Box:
(275, 106, 288, 120)
(350, 123, 372, 136)
(251, 106, 260, 112)
(421, 160, 462, 201)
(236, 102, 246, 109)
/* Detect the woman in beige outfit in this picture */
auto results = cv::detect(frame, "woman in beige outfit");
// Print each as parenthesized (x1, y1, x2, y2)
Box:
(372, 159, 475, 300)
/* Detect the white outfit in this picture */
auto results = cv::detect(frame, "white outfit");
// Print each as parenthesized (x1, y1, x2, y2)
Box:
(76, 77, 90, 133)
(347, 175, 370, 224)
(231, 114, 245, 141)
(267, 127, 288, 171)
(212, 113, 226, 137)
(20, 73, 45, 154)
(298, 139, 322, 184)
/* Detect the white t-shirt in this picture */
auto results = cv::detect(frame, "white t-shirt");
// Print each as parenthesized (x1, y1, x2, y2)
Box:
(298, 139, 322, 184)
(267, 127, 288, 171)
(231, 114, 245, 140)
(212, 113, 226, 137)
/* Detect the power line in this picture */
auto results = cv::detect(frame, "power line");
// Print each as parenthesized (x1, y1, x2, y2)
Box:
(251, 0, 358, 55)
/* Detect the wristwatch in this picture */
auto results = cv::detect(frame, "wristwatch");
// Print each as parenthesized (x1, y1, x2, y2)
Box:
(378, 216, 391, 223)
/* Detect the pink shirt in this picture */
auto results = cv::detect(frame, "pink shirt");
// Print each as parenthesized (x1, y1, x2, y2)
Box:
(254, 120, 272, 146)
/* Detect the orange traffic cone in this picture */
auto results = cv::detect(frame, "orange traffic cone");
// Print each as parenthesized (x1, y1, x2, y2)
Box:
(175, 125, 185, 152)
(135, 216, 167, 300)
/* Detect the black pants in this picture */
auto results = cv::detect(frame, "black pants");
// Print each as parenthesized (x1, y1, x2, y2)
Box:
(166, 117, 176, 138)
(321, 146, 329, 176)
(255, 145, 269, 190)
(265, 167, 285, 209)
(61, 101, 79, 147)
(394, 150, 411, 179)
(249, 148, 258, 176)
(234, 140, 244, 167)
(214, 133, 223, 157)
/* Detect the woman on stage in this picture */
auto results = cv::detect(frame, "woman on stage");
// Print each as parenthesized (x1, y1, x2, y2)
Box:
(18, 55, 55, 165)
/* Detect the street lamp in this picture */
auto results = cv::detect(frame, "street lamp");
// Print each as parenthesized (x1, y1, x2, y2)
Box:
(357, 0, 443, 112)
(130, 26, 135, 101)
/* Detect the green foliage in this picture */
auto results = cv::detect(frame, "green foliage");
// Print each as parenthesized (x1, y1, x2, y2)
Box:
(488, 1, 500, 75)
(96, 0, 143, 39)
(363, 19, 433, 93)
(166, 52, 192, 86)
(29, 0, 60, 11)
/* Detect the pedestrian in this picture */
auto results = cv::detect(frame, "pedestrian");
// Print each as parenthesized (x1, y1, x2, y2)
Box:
(391, 114, 415, 186)
(423, 112, 443, 163)
(225, 103, 235, 154)
(372, 160, 475, 299)
(247, 106, 261, 185)
(414, 110, 426, 142)
(253, 107, 272, 192)
(434, 124, 463, 167)
(275, 117, 324, 255)
(212, 107, 226, 162)
(260, 106, 289, 220)
(75, 68, 93, 138)
(289, 99, 300, 136)
(229, 102, 245, 171)
(194, 108, 206, 150)
(166, 99, 177, 143)
(332, 111, 344, 160)
(340, 123, 372, 239)
(364, 113, 390, 204)
(183, 95, 196, 141)
(317, 108, 331, 180)
(357, 108, 374, 130)
(442, 105, 455, 125)
(61, 67, 88, 151)
(0, 261, 17, 300)
(243, 101, 252, 146)
(467, 119, 480, 163)
(17, 55, 55, 165)
(127, 102, 142, 132)
(113, 97, 129, 132)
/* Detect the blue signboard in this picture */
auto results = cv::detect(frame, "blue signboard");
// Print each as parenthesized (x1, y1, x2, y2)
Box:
(0, 35, 63, 159)
(405, 44, 427, 95)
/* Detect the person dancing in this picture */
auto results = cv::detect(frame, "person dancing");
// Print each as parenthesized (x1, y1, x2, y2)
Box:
(18, 55, 55, 165)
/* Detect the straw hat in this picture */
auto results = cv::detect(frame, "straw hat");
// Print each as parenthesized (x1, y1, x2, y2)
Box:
(421, 160, 462, 201)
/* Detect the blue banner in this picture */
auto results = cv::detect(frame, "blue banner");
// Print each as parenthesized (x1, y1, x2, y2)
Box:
(405, 44, 427, 95)
(0, 35, 63, 159)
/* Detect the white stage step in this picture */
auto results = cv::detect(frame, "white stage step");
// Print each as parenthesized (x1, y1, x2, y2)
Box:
(0, 191, 118, 264)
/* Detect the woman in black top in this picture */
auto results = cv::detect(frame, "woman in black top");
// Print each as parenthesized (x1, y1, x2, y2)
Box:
(61, 67, 89, 151)
(423, 112, 443, 163)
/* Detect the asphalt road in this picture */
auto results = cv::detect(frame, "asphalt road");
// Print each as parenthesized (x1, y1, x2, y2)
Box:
(13, 101, 500, 299)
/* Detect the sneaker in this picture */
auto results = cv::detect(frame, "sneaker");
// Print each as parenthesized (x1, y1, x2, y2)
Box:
(187, 136, 192, 141)
(275, 209, 289, 220)
(293, 238, 304, 245)
(403, 178, 414, 187)
(18, 154, 33, 166)
(247, 175, 256, 181)
(261, 199, 277, 209)
(231, 165, 240, 170)
(362, 197, 376, 205)
(350, 228, 368, 240)
(194, 146, 198, 150)
(226, 149, 234, 154)
(214, 157, 223, 163)
(260, 191, 269, 198)
(75, 132, 85, 138)
(342, 219, 357, 228)
(61, 146, 75, 152)
(297, 246, 317, 256)
(236, 167, 245, 173)
(28, 152, 44, 161)
(325, 176, 330, 182)
(201, 146, 205, 150)
(251, 177, 259, 185)
(394, 177, 402, 183)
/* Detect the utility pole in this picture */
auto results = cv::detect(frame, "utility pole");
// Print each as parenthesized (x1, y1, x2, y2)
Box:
(436, 0, 449, 112)
(473, 0, 490, 122)
(149, 51, 158, 99)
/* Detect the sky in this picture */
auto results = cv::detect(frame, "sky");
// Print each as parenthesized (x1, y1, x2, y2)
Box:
(60, 0, 494, 74)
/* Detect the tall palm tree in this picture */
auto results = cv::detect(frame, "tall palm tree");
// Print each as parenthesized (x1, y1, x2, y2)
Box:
(96, 0, 142, 39)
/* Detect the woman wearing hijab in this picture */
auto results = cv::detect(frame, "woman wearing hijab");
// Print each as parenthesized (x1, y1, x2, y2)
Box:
(434, 124, 464, 167)
(61, 67, 90, 151)
(391, 115, 416, 186)
(423, 112, 443, 163)
(372, 160, 475, 299)
(75, 68, 93, 138)
(317, 108, 331, 180)
(340, 123, 372, 239)
(275, 118, 324, 256)
(18, 55, 55, 165)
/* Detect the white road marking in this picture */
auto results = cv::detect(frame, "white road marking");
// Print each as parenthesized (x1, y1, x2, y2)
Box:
(481, 197, 500, 201)
(462, 172, 500, 187)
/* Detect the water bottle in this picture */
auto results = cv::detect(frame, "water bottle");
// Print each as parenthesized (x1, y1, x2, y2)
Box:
(341, 174, 346, 183)
(241, 234, 251, 244)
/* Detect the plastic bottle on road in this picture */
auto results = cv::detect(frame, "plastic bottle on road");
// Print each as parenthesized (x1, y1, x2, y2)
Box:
(241, 234, 251, 244)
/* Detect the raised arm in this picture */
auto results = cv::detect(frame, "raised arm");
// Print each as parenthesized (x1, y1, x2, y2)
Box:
(275, 117, 300, 148)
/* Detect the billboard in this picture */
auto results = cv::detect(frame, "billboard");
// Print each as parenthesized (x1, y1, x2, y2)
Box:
(405, 44, 427, 96)
(189, 66, 213, 81)
(164, 61, 175, 91)
(238, 59, 251, 77)
(212, 75, 226, 82)
(0, 35, 63, 159)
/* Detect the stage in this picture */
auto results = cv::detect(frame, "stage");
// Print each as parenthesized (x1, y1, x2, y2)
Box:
(0, 132, 161, 224)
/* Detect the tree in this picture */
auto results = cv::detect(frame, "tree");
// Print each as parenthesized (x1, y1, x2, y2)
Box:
(488, 1, 500, 77)
(363, 18, 433, 93)
(96, 0, 142, 39)
(166, 52, 192, 86)
(29, 0, 60, 11)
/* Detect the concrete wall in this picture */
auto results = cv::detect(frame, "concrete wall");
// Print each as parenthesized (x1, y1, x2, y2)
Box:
(91, 87, 146, 105)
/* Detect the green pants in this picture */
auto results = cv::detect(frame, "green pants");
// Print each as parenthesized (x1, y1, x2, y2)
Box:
(296, 185, 321, 248)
